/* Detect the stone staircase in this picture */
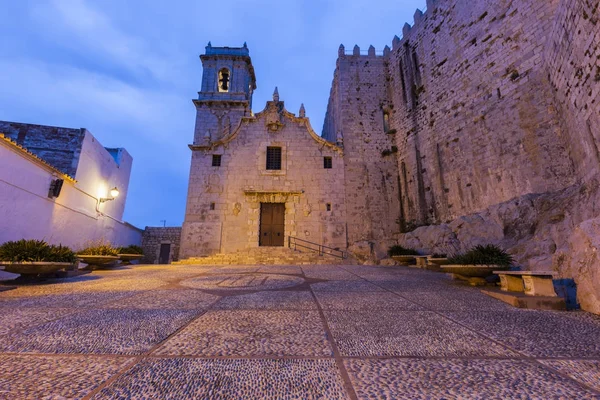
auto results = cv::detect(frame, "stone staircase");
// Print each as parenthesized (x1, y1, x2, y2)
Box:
(174, 247, 355, 265)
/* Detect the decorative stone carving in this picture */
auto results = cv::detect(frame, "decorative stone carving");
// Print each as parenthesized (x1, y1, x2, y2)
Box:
(303, 203, 312, 217)
(336, 131, 344, 146)
(265, 101, 284, 132)
(233, 202, 242, 216)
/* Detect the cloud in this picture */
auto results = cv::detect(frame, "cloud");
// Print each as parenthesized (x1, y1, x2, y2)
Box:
(29, 0, 176, 81)
(0, 58, 191, 172)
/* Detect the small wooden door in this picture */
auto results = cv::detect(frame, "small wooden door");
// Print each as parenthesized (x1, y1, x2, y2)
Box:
(158, 243, 171, 264)
(259, 203, 285, 246)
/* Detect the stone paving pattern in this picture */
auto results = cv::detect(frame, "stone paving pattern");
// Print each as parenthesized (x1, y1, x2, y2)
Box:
(0, 264, 599, 399)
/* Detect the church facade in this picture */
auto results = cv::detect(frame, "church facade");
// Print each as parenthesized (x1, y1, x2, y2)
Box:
(180, 44, 351, 259)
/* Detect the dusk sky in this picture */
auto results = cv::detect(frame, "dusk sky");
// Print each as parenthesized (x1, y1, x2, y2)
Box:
(0, 0, 425, 228)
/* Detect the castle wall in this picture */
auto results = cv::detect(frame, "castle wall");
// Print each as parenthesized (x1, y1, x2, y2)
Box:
(545, 0, 600, 181)
(323, 49, 402, 249)
(181, 103, 346, 259)
(388, 0, 600, 313)
(386, 0, 576, 227)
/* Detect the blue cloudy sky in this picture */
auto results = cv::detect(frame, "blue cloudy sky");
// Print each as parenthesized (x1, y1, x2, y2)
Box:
(0, 0, 425, 228)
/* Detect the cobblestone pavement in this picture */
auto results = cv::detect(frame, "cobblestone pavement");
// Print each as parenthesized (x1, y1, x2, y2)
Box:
(1, 264, 599, 399)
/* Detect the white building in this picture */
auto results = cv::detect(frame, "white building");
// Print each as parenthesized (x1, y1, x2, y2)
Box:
(0, 121, 141, 249)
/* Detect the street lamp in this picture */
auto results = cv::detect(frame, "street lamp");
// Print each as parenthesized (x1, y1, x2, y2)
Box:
(99, 187, 120, 203)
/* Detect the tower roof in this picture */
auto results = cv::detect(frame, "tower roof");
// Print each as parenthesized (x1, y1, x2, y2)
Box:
(204, 42, 250, 57)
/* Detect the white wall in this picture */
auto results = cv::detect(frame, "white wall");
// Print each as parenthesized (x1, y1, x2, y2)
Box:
(0, 136, 141, 250)
(75, 130, 132, 222)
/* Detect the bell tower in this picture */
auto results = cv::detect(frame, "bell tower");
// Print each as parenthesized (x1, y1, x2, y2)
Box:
(192, 42, 257, 145)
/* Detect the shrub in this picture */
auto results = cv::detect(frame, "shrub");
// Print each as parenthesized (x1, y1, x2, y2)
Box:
(0, 239, 77, 263)
(77, 240, 118, 256)
(117, 245, 143, 255)
(388, 245, 419, 257)
(447, 244, 513, 266)
(430, 253, 447, 258)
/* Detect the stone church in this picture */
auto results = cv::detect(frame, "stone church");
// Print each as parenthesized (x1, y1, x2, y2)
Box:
(179, 44, 350, 259)
(179, 0, 600, 314)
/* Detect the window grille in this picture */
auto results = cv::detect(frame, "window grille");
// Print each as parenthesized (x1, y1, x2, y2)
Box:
(266, 147, 282, 170)
(324, 157, 333, 169)
(212, 154, 222, 167)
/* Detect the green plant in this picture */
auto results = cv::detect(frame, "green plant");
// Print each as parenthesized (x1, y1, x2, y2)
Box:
(388, 245, 419, 257)
(0, 239, 77, 263)
(77, 240, 118, 256)
(117, 245, 143, 255)
(448, 244, 513, 266)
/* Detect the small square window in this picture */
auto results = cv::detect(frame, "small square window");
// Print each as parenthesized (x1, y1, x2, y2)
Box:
(326, 203, 332, 211)
(212, 155, 222, 167)
(266, 147, 282, 170)
(210, 202, 215, 210)
(324, 157, 332, 169)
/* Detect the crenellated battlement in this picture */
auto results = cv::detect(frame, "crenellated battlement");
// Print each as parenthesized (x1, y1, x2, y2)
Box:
(337, 44, 386, 58)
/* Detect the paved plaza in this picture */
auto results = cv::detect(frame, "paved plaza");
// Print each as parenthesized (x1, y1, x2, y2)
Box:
(0, 264, 599, 399)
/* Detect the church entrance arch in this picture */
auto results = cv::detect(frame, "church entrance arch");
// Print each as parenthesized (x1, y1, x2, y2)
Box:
(259, 203, 285, 246)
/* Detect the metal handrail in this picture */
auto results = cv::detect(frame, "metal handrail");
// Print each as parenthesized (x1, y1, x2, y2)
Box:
(288, 236, 346, 259)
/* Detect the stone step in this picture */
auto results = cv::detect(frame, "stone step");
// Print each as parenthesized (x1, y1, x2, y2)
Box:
(174, 247, 355, 265)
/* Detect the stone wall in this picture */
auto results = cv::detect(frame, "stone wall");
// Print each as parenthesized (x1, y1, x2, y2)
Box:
(545, 0, 600, 181)
(321, 0, 599, 313)
(323, 46, 402, 252)
(387, 0, 576, 227)
(386, 0, 600, 314)
(142, 227, 182, 264)
(0, 121, 85, 177)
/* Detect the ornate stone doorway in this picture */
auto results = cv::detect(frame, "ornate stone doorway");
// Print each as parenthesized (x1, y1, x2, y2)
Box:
(259, 203, 285, 246)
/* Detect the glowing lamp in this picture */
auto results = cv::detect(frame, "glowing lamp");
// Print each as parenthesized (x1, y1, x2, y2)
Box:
(99, 187, 120, 203)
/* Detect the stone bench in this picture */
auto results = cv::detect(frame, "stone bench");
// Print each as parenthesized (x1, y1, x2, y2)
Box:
(494, 271, 558, 297)
(414, 256, 429, 268)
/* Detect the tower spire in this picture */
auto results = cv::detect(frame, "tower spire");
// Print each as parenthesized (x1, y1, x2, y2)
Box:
(273, 87, 279, 102)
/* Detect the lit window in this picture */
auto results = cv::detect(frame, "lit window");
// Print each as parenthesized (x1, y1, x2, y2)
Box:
(324, 157, 332, 169)
(266, 147, 282, 170)
(212, 154, 222, 167)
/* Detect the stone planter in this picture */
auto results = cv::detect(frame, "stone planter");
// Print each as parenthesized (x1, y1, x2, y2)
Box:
(77, 255, 120, 270)
(0, 262, 73, 276)
(427, 257, 450, 266)
(441, 264, 508, 286)
(118, 254, 143, 265)
(391, 255, 419, 265)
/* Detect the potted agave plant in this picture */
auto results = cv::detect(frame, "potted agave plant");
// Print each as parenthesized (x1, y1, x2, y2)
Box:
(441, 245, 513, 286)
(77, 240, 120, 270)
(0, 239, 77, 276)
(117, 245, 144, 265)
(388, 245, 421, 265)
